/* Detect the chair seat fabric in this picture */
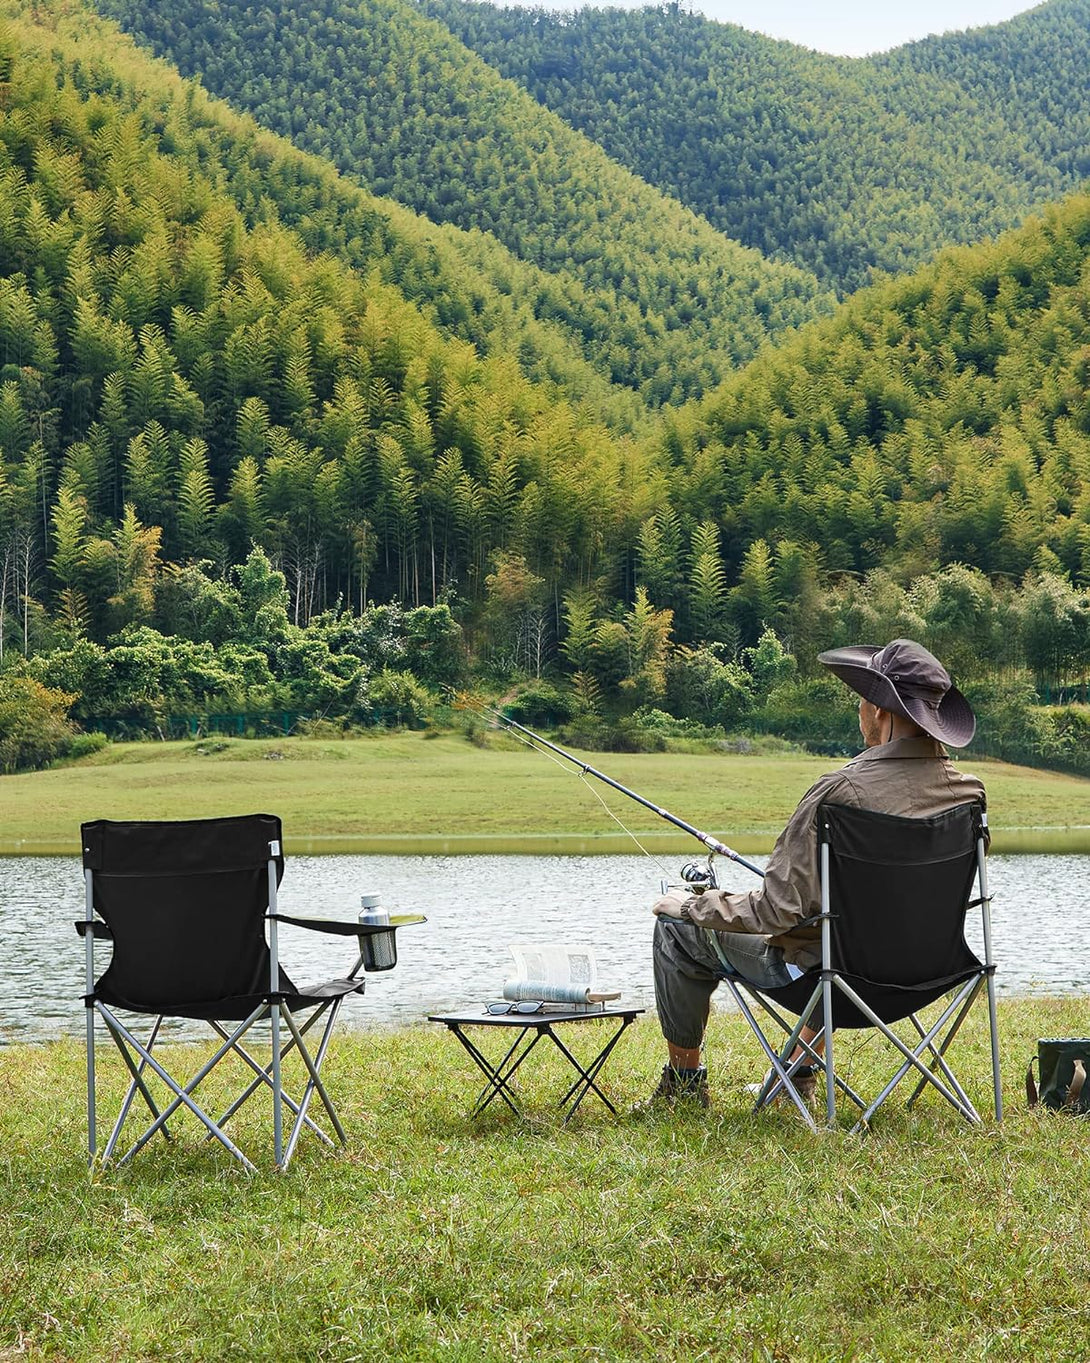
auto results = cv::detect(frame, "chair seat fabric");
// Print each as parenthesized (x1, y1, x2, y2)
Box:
(92, 975, 366, 1020)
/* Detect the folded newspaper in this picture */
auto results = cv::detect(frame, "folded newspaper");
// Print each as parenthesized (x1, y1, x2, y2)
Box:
(502, 943, 621, 1006)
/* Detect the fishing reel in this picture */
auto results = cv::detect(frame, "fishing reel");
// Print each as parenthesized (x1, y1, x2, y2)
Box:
(661, 856, 719, 896)
(681, 858, 719, 891)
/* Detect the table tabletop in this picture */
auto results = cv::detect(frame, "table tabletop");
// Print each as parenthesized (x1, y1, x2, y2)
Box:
(428, 1006, 644, 1028)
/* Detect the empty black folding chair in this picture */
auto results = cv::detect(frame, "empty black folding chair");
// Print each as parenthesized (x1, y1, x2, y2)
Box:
(720, 801, 1001, 1131)
(78, 814, 422, 1171)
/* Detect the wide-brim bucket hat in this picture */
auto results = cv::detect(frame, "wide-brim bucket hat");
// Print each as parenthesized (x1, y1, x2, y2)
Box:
(817, 639, 976, 748)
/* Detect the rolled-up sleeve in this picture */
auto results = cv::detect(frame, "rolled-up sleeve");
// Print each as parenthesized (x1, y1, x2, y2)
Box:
(684, 771, 849, 937)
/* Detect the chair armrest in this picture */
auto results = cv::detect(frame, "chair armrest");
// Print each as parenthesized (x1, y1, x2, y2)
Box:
(794, 912, 834, 930)
(74, 920, 113, 939)
(267, 913, 426, 935)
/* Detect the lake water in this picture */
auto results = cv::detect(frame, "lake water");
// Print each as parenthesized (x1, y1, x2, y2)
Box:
(1, 852, 1087, 1043)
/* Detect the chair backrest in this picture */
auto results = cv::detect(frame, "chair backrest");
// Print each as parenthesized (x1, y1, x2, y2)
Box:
(81, 814, 287, 1016)
(819, 801, 984, 992)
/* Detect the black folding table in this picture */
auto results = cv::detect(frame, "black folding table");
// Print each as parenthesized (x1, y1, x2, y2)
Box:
(428, 1006, 644, 1121)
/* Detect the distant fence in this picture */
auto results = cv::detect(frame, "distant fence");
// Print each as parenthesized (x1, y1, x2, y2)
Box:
(1037, 685, 1090, 706)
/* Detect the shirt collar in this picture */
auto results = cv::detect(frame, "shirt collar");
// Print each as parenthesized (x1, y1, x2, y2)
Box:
(849, 735, 946, 764)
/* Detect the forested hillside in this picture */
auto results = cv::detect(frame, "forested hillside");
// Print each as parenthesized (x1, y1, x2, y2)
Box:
(421, 0, 1090, 293)
(91, 0, 832, 406)
(4, 12, 699, 440)
(6, 0, 1090, 775)
(0, 5, 677, 643)
(667, 189, 1090, 595)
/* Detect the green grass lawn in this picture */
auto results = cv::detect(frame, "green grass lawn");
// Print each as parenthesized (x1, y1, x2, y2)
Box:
(1, 998, 1087, 1360)
(3, 731, 1090, 854)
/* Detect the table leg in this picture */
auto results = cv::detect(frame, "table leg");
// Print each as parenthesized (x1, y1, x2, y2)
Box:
(549, 1016, 634, 1120)
(447, 1024, 546, 1118)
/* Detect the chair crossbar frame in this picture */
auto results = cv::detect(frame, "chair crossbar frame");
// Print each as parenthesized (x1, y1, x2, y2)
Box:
(102, 1014, 169, 1158)
(723, 978, 865, 1130)
(830, 973, 982, 1129)
(83, 850, 360, 1173)
(904, 975, 985, 1110)
(208, 1007, 334, 1145)
(93, 1001, 261, 1170)
(280, 997, 348, 1155)
(901, 986, 985, 1117)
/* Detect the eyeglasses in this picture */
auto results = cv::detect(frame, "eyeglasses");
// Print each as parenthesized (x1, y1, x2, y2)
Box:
(486, 1000, 544, 1015)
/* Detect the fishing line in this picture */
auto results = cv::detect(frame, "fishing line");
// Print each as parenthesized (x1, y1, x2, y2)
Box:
(486, 703, 765, 879)
(483, 703, 674, 878)
(575, 771, 675, 880)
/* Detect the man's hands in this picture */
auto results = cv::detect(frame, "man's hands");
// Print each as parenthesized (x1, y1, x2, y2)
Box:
(651, 889, 692, 920)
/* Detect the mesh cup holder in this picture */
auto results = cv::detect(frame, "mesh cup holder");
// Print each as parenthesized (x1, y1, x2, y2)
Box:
(360, 928, 398, 972)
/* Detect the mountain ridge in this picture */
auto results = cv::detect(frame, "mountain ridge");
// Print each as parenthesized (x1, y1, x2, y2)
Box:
(5, 0, 1090, 658)
(421, 0, 1090, 291)
(93, 0, 834, 404)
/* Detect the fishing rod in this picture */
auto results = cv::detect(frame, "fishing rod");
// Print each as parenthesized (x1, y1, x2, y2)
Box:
(483, 705, 765, 882)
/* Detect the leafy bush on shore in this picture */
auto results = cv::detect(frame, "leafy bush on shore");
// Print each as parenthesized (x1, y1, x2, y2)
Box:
(0, 673, 79, 772)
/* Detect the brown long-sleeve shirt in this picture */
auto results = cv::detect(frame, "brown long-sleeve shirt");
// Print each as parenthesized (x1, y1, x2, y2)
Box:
(659, 736, 988, 970)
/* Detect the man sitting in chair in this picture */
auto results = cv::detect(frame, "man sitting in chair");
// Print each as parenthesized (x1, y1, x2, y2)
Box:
(648, 638, 986, 1108)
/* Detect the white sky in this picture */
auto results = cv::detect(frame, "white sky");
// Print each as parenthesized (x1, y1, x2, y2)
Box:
(495, 1, 1041, 58)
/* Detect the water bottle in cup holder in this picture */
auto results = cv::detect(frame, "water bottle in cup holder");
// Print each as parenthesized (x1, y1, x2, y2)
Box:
(358, 892, 397, 971)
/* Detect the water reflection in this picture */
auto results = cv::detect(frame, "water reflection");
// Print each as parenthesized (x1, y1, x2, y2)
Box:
(0, 852, 1086, 1042)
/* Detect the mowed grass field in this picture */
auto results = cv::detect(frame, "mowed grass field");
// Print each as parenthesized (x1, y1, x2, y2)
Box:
(1, 999, 1088, 1360)
(3, 731, 1090, 854)
(3, 738, 1089, 1359)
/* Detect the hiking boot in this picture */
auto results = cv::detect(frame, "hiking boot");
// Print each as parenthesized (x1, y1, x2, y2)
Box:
(746, 1064, 818, 1109)
(642, 1064, 710, 1110)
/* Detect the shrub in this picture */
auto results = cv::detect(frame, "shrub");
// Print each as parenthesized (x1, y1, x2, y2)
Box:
(555, 717, 666, 753)
(503, 680, 575, 728)
(754, 675, 859, 753)
(630, 706, 723, 740)
(403, 605, 468, 690)
(66, 731, 109, 760)
(602, 718, 667, 752)
(664, 646, 753, 729)
(964, 674, 1090, 773)
(365, 669, 435, 727)
(0, 672, 78, 772)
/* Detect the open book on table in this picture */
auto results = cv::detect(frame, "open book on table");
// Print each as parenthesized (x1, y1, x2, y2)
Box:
(501, 943, 621, 1008)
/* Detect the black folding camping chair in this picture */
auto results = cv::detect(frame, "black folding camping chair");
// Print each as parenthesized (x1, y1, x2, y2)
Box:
(78, 814, 422, 1171)
(720, 801, 1001, 1132)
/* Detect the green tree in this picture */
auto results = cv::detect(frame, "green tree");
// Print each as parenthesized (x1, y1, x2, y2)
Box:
(483, 551, 548, 677)
(1014, 572, 1090, 690)
(688, 520, 729, 644)
(235, 546, 291, 646)
(619, 586, 673, 706)
(176, 437, 216, 560)
(635, 507, 682, 613)
(561, 590, 598, 674)
(0, 671, 77, 772)
(729, 537, 776, 648)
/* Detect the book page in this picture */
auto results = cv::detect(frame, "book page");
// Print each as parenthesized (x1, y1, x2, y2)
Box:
(508, 943, 596, 989)
(502, 943, 620, 1004)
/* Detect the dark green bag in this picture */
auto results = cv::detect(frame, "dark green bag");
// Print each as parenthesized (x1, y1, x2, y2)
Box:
(1026, 1039, 1090, 1112)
